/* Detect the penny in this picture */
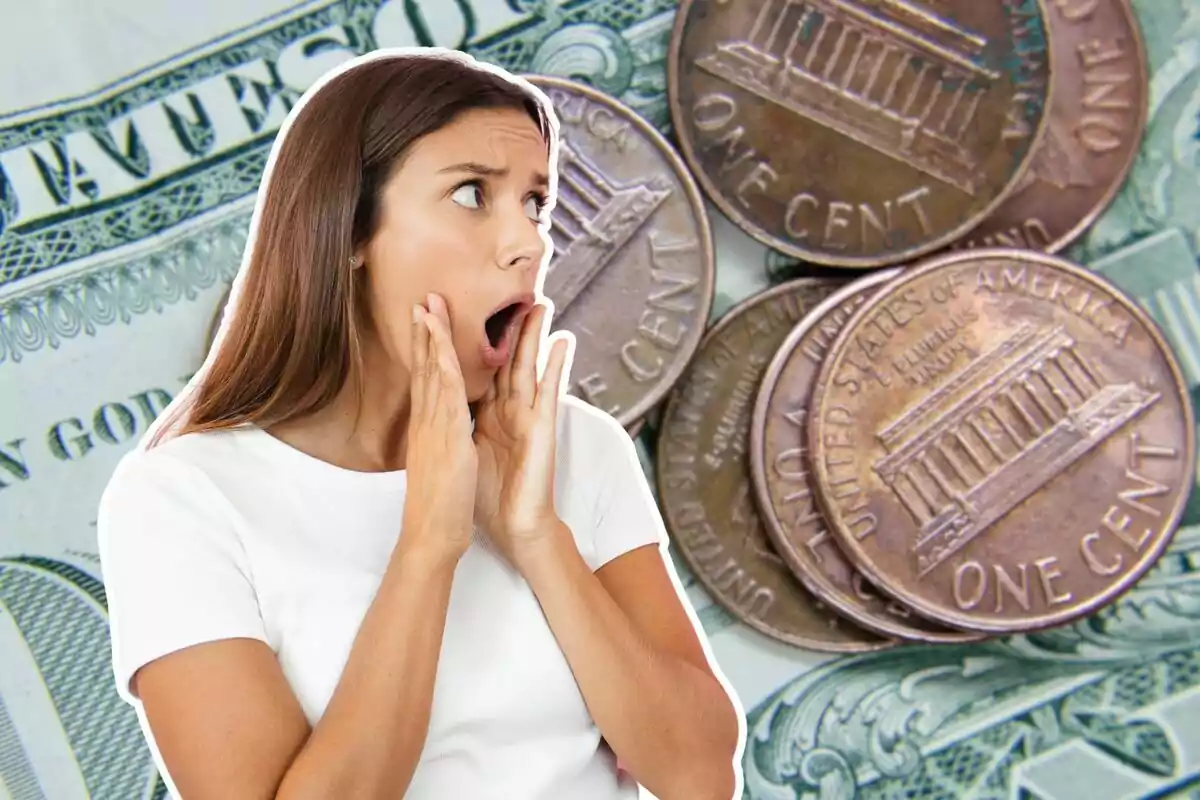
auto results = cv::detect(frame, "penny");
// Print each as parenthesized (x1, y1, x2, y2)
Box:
(751, 269, 983, 642)
(808, 248, 1196, 633)
(960, 0, 1147, 253)
(667, 0, 1053, 268)
(525, 75, 716, 427)
(656, 277, 892, 651)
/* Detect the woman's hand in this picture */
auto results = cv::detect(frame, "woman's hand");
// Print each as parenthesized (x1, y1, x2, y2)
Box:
(400, 293, 479, 567)
(473, 303, 572, 569)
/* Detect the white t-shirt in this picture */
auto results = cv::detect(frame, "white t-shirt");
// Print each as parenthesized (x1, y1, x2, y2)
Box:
(96, 396, 666, 799)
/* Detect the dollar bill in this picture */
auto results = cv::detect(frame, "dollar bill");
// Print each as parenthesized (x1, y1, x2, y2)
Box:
(0, 1, 772, 797)
(2, 1, 1197, 800)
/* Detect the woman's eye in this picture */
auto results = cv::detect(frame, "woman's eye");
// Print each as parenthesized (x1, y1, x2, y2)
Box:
(451, 183, 483, 209)
(524, 196, 544, 221)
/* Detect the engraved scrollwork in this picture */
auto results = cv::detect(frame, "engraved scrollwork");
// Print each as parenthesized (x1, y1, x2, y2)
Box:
(797, 748, 858, 799)
(744, 521, 1200, 795)
(530, 23, 635, 98)
(862, 676, 927, 778)
(0, 214, 246, 364)
(741, 646, 1092, 797)
(742, 732, 858, 800)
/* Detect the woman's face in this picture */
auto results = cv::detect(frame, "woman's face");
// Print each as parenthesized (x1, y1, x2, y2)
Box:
(360, 105, 551, 401)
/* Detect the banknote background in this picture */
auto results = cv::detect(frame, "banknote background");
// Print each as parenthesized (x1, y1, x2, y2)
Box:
(1, 0, 1198, 798)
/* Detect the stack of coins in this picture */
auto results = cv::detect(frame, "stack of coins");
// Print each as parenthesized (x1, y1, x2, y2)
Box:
(647, 0, 1196, 650)
(200, 0, 1194, 649)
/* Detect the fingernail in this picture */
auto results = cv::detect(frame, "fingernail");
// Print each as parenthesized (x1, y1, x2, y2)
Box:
(412, 304, 422, 322)
(426, 292, 438, 312)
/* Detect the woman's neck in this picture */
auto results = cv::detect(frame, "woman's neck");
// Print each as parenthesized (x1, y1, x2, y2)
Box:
(268, 338, 414, 473)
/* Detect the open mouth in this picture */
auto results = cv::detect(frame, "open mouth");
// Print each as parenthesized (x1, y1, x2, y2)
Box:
(481, 293, 535, 367)
(485, 301, 523, 348)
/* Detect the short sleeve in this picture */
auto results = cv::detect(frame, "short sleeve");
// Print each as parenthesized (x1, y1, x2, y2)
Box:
(587, 415, 667, 570)
(96, 450, 270, 704)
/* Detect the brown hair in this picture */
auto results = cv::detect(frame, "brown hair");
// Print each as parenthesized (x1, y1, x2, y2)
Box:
(149, 52, 552, 448)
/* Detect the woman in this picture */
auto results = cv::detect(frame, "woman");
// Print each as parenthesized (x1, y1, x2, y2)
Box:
(96, 48, 741, 800)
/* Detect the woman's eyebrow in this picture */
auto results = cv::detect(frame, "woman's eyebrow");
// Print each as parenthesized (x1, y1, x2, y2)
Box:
(439, 161, 549, 188)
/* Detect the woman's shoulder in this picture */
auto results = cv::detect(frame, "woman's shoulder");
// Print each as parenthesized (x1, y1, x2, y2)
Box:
(553, 397, 666, 567)
(101, 427, 258, 514)
(554, 395, 634, 459)
(553, 396, 651, 502)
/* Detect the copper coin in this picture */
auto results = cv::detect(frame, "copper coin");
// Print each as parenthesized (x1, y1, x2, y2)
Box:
(752, 269, 983, 642)
(667, 0, 1053, 268)
(959, 0, 1147, 252)
(808, 248, 1196, 633)
(525, 75, 716, 427)
(656, 277, 892, 651)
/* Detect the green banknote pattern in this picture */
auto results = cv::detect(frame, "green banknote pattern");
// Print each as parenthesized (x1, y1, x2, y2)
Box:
(0, 558, 161, 800)
(0, 0, 681, 362)
(0, 2, 698, 797)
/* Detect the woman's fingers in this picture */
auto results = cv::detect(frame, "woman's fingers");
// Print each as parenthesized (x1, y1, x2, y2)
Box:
(412, 304, 429, 370)
(426, 292, 451, 329)
(480, 374, 498, 408)
(410, 303, 429, 416)
(535, 334, 570, 421)
(427, 322, 463, 391)
(422, 293, 468, 399)
(496, 352, 513, 399)
(509, 304, 546, 406)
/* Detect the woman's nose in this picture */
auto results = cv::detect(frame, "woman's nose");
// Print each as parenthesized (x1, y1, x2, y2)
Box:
(494, 209, 546, 272)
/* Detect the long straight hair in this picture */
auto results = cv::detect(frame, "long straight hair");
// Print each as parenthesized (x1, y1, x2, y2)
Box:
(145, 50, 553, 449)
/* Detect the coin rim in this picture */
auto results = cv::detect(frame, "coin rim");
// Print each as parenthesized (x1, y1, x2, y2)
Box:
(665, 0, 1058, 268)
(655, 276, 895, 652)
(749, 267, 984, 642)
(806, 246, 1198, 633)
(964, 0, 1149, 254)
(523, 73, 718, 426)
